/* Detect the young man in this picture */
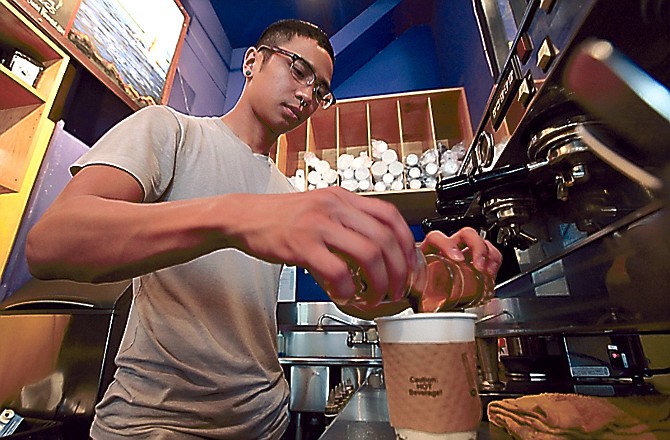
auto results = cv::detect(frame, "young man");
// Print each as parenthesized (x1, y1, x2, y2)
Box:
(26, 19, 501, 439)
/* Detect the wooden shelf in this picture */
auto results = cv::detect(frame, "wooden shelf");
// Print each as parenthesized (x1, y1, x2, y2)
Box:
(276, 88, 474, 224)
(0, 0, 69, 277)
(0, 2, 62, 63)
(0, 64, 45, 109)
(0, 0, 68, 194)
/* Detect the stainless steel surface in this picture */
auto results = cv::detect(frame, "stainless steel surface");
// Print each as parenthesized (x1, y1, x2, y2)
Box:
(280, 357, 382, 367)
(290, 366, 330, 412)
(438, 0, 670, 330)
(278, 302, 376, 328)
(315, 313, 362, 330)
(427, 0, 670, 399)
(277, 303, 384, 420)
(318, 382, 514, 440)
(578, 124, 663, 191)
(474, 0, 529, 78)
(477, 337, 505, 390)
(564, 39, 670, 163)
(281, 331, 381, 359)
(326, 383, 389, 423)
(315, 313, 380, 348)
(438, 0, 669, 276)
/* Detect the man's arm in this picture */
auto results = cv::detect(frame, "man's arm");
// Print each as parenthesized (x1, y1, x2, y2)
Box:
(26, 164, 419, 304)
(26, 164, 231, 282)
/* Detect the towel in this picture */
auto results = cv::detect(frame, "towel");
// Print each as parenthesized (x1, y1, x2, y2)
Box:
(487, 392, 670, 439)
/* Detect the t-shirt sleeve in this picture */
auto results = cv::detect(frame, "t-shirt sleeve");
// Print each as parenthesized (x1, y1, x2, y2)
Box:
(70, 105, 182, 202)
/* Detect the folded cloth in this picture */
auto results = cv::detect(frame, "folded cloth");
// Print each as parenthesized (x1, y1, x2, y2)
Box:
(487, 392, 670, 439)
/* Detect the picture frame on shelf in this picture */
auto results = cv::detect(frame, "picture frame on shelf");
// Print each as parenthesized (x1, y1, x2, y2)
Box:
(12, 0, 189, 109)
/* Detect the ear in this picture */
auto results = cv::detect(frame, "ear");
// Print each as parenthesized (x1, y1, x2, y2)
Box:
(243, 47, 259, 77)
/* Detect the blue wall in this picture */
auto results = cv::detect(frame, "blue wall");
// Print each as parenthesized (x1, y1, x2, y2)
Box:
(334, 25, 442, 99)
(171, 0, 494, 120)
(432, 0, 494, 129)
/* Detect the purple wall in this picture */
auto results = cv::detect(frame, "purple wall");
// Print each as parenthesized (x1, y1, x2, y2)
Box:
(0, 122, 89, 302)
(168, 0, 231, 116)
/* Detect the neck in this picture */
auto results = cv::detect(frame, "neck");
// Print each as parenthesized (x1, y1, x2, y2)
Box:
(221, 105, 277, 155)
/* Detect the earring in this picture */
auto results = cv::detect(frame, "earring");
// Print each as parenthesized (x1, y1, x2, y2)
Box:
(244, 70, 252, 77)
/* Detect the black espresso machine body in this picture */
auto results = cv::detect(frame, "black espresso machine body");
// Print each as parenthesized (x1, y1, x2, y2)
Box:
(424, 0, 670, 397)
(0, 279, 132, 438)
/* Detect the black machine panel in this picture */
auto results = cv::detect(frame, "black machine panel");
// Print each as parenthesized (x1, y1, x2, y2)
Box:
(425, 0, 670, 396)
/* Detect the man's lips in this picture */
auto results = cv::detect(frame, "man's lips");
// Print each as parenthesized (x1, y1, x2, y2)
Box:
(282, 103, 301, 120)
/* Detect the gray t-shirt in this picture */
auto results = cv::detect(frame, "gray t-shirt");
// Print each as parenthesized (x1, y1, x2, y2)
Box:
(73, 106, 293, 439)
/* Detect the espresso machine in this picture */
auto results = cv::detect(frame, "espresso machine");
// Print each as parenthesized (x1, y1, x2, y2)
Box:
(424, 0, 670, 398)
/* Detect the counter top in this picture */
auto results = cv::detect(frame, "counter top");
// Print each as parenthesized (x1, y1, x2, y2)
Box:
(318, 382, 513, 440)
(279, 356, 382, 367)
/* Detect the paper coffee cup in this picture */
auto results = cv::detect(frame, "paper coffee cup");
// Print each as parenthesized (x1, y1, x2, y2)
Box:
(375, 313, 480, 440)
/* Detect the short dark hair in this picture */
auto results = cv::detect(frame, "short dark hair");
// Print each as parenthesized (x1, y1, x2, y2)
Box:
(256, 19, 335, 64)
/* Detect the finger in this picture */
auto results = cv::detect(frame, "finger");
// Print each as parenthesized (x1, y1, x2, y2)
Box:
(338, 189, 417, 266)
(484, 241, 503, 277)
(420, 230, 467, 262)
(452, 228, 490, 271)
(329, 189, 415, 301)
(422, 228, 496, 274)
(323, 220, 399, 306)
(302, 245, 356, 305)
(298, 213, 393, 307)
(335, 218, 409, 302)
(290, 187, 414, 305)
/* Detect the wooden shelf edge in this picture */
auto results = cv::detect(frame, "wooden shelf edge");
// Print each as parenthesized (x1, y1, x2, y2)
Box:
(0, 64, 46, 109)
(360, 188, 438, 225)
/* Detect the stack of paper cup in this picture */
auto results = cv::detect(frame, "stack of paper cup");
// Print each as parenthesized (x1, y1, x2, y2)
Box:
(405, 153, 422, 190)
(371, 145, 405, 191)
(338, 151, 373, 192)
(304, 151, 338, 190)
(371, 138, 389, 159)
(370, 160, 388, 192)
(288, 169, 306, 191)
(438, 141, 469, 180)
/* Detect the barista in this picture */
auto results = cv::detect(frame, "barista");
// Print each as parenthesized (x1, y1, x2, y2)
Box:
(25, 19, 502, 440)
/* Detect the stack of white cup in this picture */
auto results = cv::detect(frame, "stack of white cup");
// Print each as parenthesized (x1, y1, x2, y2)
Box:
(420, 149, 440, 189)
(404, 152, 422, 190)
(290, 141, 470, 192)
(304, 151, 338, 190)
(371, 139, 404, 192)
(338, 151, 373, 192)
(288, 168, 306, 191)
(402, 148, 440, 190)
(438, 141, 467, 179)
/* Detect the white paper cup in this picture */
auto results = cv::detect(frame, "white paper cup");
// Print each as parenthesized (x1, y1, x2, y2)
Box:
(390, 179, 405, 191)
(375, 313, 480, 440)
(374, 181, 388, 192)
(408, 166, 422, 179)
(388, 160, 404, 176)
(382, 148, 399, 164)
(371, 161, 388, 179)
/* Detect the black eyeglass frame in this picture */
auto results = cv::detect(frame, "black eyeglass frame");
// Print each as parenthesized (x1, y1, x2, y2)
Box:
(257, 45, 336, 109)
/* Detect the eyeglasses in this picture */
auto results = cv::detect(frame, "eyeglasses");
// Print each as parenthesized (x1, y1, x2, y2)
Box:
(258, 45, 336, 109)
